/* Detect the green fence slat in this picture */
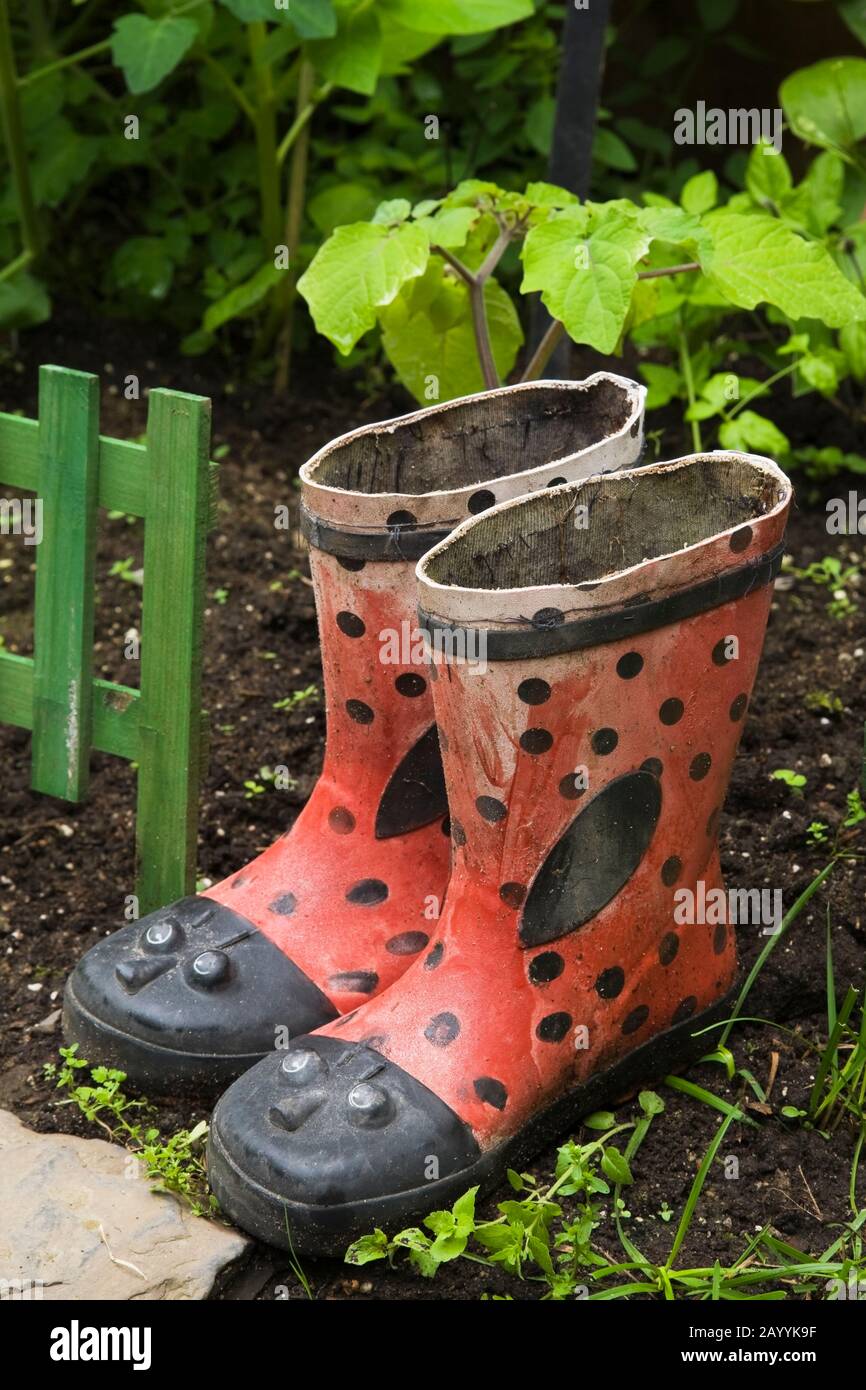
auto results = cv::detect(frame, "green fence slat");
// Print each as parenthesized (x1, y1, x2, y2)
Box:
(31, 366, 99, 801)
(136, 388, 211, 914)
(0, 413, 220, 523)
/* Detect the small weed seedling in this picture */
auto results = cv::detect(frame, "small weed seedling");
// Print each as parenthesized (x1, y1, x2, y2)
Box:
(771, 768, 807, 796)
(44, 1045, 215, 1217)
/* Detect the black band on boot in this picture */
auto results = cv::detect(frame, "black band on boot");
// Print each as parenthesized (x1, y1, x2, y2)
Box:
(301, 503, 452, 562)
(418, 543, 785, 662)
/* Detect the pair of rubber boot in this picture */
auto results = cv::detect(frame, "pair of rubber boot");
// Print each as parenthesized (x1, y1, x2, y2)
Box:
(63, 374, 792, 1254)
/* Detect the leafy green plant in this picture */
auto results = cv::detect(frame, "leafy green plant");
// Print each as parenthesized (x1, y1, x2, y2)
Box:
(298, 156, 866, 404)
(0, 0, 536, 383)
(790, 555, 861, 618)
(770, 768, 807, 795)
(43, 1044, 215, 1215)
(273, 683, 318, 711)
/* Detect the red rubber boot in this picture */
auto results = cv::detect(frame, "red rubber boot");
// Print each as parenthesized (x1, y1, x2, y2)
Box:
(63, 374, 645, 1091)
(207, 449, 792, 1253)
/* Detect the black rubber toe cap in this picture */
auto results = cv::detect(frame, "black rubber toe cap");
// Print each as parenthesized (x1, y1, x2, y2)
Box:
(208, 1036, 481, 1253)
(63, 896, 337, 1092)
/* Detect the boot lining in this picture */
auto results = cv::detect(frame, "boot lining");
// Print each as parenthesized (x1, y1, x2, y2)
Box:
(308, 380, 633, 496)
(423, 457, 787, 591)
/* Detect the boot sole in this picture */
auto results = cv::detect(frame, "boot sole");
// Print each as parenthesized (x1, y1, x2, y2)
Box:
(207, 988, 736, 1256)
(63, 980, 267, 1095)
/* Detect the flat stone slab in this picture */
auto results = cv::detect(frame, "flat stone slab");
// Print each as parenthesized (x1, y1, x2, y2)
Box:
(0, 1109, 250, 1300)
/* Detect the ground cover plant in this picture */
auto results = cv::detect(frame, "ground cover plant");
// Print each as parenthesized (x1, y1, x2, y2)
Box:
(1, 0, 865, 1308)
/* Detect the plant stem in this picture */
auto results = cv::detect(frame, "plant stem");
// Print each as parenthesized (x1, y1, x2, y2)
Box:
(248, 21, 281, 254)
(430, 230, 515, 392)
(17, 35, 111, 85)
(637, 261, 700, 281)
(521, 318, 566, 382)
(677, 310, 702, 452)
(199, 50, 255, 121)
(0, 0, 41, 260)
(276, 81, 333, 166)
(725, 360, 798, 421)
(274, 57, 315, 393)
(0, 247, 34, 283)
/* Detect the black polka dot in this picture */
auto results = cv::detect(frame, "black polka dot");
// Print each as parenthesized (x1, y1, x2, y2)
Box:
(712, 638, 734, 666)
(269, 892, 296, 915)
(385, 931, 429, 956)
(706, 808, 720, 837)
(346, 878, 388, 906)
(329, 971, 378, 995)
(468, 488, 496, 514)
(440, 815, 451, 837)
(499, 882, 526, 909)
(622, 1005, 649, 1035)
(659, 932, 679, 966)
(396, 672, 426, 698)
(386, 509, 416, 529)
(546, 476, 567, 487)
(230, 875, 247, 890)
(473, 1076, 508, 1110)
(713, 923, 728, 955)
(690, 753, 712, 781)
(337, 556, 365, 572)
(730, 693, 748, 721)
(451, 819, 467, 847)
(591, 727, 618, 755)
(661, 856, 682, 887)
(641, 758, 663, 777)
(336, 611, 365, 638)
(518, 678, 551, 706)
(476, 796, 507, 823)
(520, 728, 553, 755)
(595, 966, 625, 999)
(346, 699, 374, 724)
(532, 607, 564, 630)
(536, 1012, 572, 1043)
(424, 1012, 460, 1047)
(616, 651, 644, 680)
(672, 996, 697, 1024)
(729, 525, 752, 553)
(559, 772, 587, 799)
(529, 951, 564, 984)
(424, 942, 444, 970)
(328, 807, 355, 835)
(659, 698, 684, 725)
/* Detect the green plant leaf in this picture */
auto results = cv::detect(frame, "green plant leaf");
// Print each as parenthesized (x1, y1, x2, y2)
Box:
(380, 0, 533, 36)
(780, 57, 866, 158)
(593, 127, 637, 172)
(745, 142, 793, 210)
(344, 1229, 390, 1265)
(286, 0, 337, 39)
(380, 258, 522, 401)
(308, 182, 379, 234)
(416, 205, 479, 249)
(839, 0, 866, 48)
(703, 210, 866, 327)
(680, 170, 718, 215)
(311, 5, 382, 94)
(718, 410, 790, 456)
(110, 14, 198, 95)
(525, 95, 556, 156)
(601, 1146, 634, 1186)
(0, 272, 51, 330)
(111, 236, 175, 300)
(298, 220, 430, 354)
(203, 260, 284, 332)
(840, 319, 866, 379)
(521, 204, 649, 354)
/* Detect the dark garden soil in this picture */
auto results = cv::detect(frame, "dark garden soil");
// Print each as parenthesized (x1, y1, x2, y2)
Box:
(0, 306, 864, 1301)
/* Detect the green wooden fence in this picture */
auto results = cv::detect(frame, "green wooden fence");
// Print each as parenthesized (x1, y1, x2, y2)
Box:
(0, 365, 217, 915)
